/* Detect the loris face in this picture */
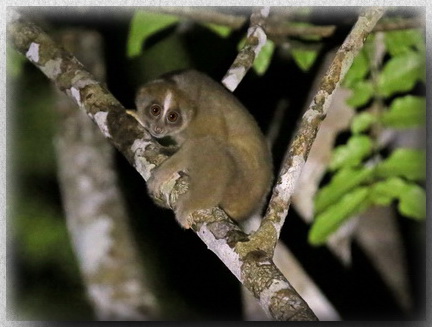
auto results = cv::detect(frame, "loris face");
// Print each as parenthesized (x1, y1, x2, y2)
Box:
(130, 82, 194, 140)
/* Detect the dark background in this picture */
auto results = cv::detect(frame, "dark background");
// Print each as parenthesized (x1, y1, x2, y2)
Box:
(7, 7, 426, 321)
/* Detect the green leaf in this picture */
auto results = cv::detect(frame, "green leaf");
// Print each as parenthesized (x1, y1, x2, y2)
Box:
(375, 148, 426, 181)
(329, 135, 374, 170)
(377, 51, 425, 97)
(368, 177, 425, 220)
(381, 95, 426, 128)
(385, 29, 425, 57)
(309, 187, 369, 245)
(346, 80, 374, 108)
(7, 45, 26, 78)
(253, 40, 275, 75)
(291, 48, 319, 72)
(369, 177, 407, 206)
(237, 36, 246, 51)
(351, 112, 377, 134)
(398, 184, 426, 220)
(127, 11, 179, 58)
(203, 23, 232, 38)
(14, 197, 79, 277)
(315, 167, 374, 214)
(237, 38, 276, 75)
(343, 49, 369, 88)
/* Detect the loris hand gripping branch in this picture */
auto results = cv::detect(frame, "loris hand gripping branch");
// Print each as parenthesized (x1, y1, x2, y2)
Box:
(127, 70, 273, 229)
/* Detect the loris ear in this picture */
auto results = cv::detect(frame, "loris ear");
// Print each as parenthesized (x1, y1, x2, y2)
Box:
(126, 110, 146, 127)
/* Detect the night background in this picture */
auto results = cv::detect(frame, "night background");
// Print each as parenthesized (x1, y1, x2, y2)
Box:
(6, 6, 426, 321)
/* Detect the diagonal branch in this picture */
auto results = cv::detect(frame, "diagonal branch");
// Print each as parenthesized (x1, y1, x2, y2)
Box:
(149, 7, 423, 38)
(7, 10, 317, 321)
(221, 7, 270, 91)
(144, 6, 246, 29)
(255, 7, 385, 252)
(53, 29, 160, 320)
(7, 6, 386, 321)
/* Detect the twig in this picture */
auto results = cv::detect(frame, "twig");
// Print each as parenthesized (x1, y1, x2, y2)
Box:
(147, 7, 420, 39)
(222, 7, 270, 91)
(256, 7, 385, 251)
(7, 11, 317, 321)
(145, 6, 246, 29)
(148, 7, 334, 38)
(373, 17, 424, 32)
(267, 23, 336, 38)
(53, 29, 160, 320)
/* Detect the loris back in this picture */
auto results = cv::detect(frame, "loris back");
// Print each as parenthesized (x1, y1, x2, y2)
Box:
(132, 70, 273, 228)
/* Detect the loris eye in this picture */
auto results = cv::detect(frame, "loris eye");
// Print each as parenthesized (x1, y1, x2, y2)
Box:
(150, 104, 161, 116)
(167, 112, 179, 122)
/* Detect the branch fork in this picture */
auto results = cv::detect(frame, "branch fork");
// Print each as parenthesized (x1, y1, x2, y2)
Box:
(7, 6, 385, 321)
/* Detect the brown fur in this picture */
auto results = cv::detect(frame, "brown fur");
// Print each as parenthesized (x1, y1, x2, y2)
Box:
(133, 70, 273, 228)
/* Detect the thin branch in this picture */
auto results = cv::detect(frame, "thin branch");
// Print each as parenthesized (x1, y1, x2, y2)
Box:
(147, 7, 420, 39)
(256, 7, 385, 251)
(148, 7, 336, 38)
(7, 11, 317, 321)
(222, 7, 270, 91)
(145, 6, 246, 29)
(373, 17, 424, 32)
(267, 23, 336, 38)
(53, 29, 160, 320)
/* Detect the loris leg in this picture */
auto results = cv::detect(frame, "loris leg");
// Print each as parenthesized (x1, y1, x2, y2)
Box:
(171, 137, 236, 228)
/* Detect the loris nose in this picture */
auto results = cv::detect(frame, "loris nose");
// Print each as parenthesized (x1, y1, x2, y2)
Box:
(153, 126, 164, 134)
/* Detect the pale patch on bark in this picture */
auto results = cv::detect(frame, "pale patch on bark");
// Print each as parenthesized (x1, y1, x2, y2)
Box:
(77, 175, 92, 193)
(259, 279, 292, 316)
(122, 279, 142, 297)
(278, 156, 305, 201)
(222, 66, 245, 91)
(130, 139, 155, 181)
(94, 111, 111, 138)
(7, 9, 21, 25)
(88, 284, 145, 320)
(302, 108, 321, 124)
(260, 6, 270, 17)
(248, 26, 267, 56)
(26, 42, 39, 63)
(88, 284, 113, 317)
(70, 87, 82, 106)
(74, 216, 113, 275)
(44, 58, 62, 79)
(197, 223, 242, 280)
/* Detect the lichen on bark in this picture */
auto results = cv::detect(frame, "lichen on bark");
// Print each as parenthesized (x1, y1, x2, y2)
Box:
(7, 7, 385, 321)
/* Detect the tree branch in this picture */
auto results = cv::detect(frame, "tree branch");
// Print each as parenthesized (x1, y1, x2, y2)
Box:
(222, 7, 270, 91)
(146, 7, 332, 39)
(53, 29, 160, 320)
(7, 10, 317, 321)
(147, 7, 419, 39)
(144, 6, 246, 29)
(256, 7, 385, 251)
(373, 17, 424, 32)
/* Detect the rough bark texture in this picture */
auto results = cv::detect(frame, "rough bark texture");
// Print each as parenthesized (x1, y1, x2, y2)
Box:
(7, 7, 385, 320)
(53, 29, 160, 320)
(146, 7, 418, 37)
(7, 12, 318, 320)
(222, 7, 270, 91)
(257, 7, 385, 252)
